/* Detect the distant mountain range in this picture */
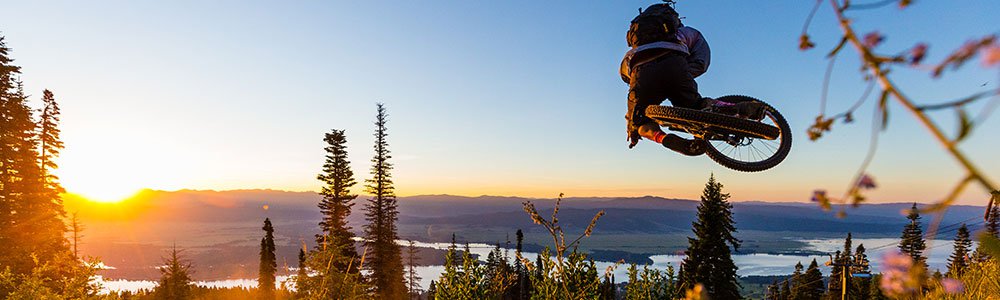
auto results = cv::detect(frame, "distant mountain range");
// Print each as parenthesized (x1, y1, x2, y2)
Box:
(66, 189, 987, 236)
(64, 189, 988, 280)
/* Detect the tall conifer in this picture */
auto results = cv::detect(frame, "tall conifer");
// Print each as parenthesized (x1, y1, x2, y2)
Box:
(362, 103, 406, 298)
(259, 218, 277, 300)
(679, 175, 741, 299)
(0, 38, 71, 281)
(946, 224, 972, 277)
(789, 262, 805, 299)
(155, 246, 193, 300)
(801, 259, 825, 299)
(898, 203, 927, 268)
(316, 129, 359, 272)
(850, 244, 872, 299)
(827, 233, 853, 299)
(405, 240, 422, 299)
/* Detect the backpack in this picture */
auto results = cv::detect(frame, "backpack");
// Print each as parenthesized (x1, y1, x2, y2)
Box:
(626, 3, 680, 47)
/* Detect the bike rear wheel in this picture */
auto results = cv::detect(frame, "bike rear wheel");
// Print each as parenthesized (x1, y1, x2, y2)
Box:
(644, 95, 792, 172)
(703, 95, 792, 172)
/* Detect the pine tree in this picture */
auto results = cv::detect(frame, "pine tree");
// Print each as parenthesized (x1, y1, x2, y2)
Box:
(0, 36, 18, 262)
(316, 129, 359, 272)
(155, 246, 193, 300)
(679, 175, 742, 299)
(259, 218, 277, 300)
(766, 281, 780, 300)
(0, 37, 72, 286)
(38, 90, 63, 193)
(946, 224, 972, 277)
(779, 279, 790, 300)
(825, 233, 855, 299)
(296, 248, 307, 284)
(850, 244, 872, 299)
(70, 212, 84, 258)
(513, 229, 530, 299)
(362, 103, 406, 298)
(898, 203, 927, 268)
(789, 262, 805, 299)
(801, 259, 825, 300)
(405, 240, 422, 299)
(827, 250, 842, 300)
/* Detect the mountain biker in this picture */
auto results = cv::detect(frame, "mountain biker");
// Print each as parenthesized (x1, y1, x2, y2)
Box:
(620, 3, 762, 155)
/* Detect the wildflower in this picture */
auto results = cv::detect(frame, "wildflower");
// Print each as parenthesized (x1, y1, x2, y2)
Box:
(811, 190, 827, 202)
(811, 189, 831, 211)
(909, 43, 928, 65)
(800, 34, 816, 51)
(879, 251, 921, 297)
(863, 31, 884, 48)
(857, 174, 877, 190)
(941, 278, 964, 294)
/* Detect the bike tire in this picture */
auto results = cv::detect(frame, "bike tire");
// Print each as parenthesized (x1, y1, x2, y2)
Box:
(644, 103, 780, 140)
(705, 95, 792, 172)
(644, 95, 792, 172)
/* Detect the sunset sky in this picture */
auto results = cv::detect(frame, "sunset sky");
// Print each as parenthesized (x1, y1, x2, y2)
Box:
(2, 1, 997, 204)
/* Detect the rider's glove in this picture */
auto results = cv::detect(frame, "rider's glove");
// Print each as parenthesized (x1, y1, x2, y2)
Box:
(627, 127, 640, 149)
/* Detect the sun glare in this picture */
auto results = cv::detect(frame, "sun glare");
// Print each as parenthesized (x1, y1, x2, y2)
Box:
(72, 188, 141, 203)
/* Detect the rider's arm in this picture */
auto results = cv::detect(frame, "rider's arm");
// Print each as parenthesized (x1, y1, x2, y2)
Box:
(620, 52, 633, 84)
(678, 26, 711, 78)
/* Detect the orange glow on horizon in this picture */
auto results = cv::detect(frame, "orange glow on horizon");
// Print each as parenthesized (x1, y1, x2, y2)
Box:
(66, 189, 142, 204)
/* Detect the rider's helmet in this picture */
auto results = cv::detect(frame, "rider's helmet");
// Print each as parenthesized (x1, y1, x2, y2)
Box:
(627, 3, 682, 47)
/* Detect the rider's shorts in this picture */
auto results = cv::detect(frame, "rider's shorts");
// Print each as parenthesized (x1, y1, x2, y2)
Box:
(626, 50, 703, 129)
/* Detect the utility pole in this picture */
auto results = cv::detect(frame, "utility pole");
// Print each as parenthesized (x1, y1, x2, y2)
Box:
(826, 256, 864, 300)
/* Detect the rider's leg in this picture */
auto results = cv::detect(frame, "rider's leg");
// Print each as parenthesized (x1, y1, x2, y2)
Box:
(637, 122, 666, 142)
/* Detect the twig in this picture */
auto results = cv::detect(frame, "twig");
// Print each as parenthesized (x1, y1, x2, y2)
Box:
(828, 0, 998, 219)
(915, 89, 999, 112)
(845, 0, 899, 11)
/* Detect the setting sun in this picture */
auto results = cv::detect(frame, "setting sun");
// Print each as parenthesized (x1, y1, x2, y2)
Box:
(67, 189, 141, 204)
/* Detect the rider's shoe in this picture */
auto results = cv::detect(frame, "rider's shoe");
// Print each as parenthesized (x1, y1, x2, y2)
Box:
(702, 98, 766, 120)
(661, 134, 706, 156)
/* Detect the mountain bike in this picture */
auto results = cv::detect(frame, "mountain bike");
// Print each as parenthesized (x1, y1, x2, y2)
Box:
(645, 95, 792, 172)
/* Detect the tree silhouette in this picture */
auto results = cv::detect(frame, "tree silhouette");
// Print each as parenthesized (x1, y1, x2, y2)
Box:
(898, 203, 927, 268)
(827, 232, 853, 299)
(405, 240, 422, 299)
(0, 35, 82, 297)
(679, 175, 741, 299)
(155, 245, 193, 300)
(789, 261, 805, 299)
(259, 218, 276, 300)
(946, 224, 972, 277)
(316, 129, 359, 272)
(362, 103, 406, 298)
(801, 259, 826, 300)
(850, 243, 872, 299)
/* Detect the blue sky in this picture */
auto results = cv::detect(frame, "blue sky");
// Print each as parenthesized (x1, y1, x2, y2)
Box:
(2, 1, 998, 204)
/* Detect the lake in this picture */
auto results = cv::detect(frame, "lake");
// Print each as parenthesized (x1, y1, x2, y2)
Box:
(97, 237, 964, 294)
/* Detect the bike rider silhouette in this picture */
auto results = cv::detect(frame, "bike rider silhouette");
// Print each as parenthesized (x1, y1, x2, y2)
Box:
(621, 2, 763, 155)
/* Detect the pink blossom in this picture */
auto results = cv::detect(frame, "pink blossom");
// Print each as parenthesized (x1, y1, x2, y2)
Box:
(879, 251, 918, 296)
(811, 190, 827, 202)
(910, 43, 928, 65)
(863, 31, 885, 48)
(857, 174, 877, 190)
(941, 278, 964, 294)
